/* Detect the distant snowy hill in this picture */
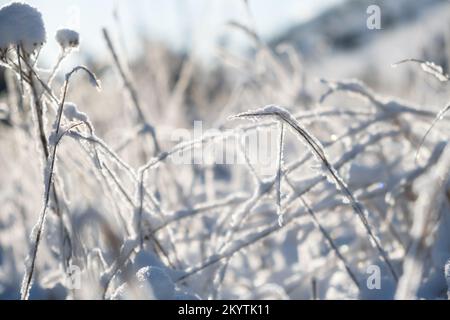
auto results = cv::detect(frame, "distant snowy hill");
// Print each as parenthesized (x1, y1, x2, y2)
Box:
(269, 0, 450, 101)
(270, 0, 447, 59)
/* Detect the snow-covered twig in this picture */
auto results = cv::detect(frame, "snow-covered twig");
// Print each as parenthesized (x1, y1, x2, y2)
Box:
(20, 66, 100, 299)
(102, 28, 160, 155)
(231, 105, 399, 282)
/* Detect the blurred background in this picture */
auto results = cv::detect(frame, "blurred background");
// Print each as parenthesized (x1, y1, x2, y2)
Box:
(0, 0, 344, 61)
(1, 0, 449, 112)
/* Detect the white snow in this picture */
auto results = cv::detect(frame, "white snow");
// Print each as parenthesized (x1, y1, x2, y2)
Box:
(136, 266, 175, 300)
(0, 2, 46, 53)
(63, 102, 89, 123)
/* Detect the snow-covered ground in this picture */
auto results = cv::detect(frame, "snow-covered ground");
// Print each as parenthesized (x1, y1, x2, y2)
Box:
(1, 0, 450, 300)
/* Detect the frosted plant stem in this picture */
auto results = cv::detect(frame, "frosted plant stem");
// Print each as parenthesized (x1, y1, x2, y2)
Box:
(152, 193, 248, 232)
(176, 205, 303, 282)
(156, 131, 397, 236)
(177, 181, 386, 284)
(14, 52, 61, 106)
(21, 66, 100, 299)
(102, 28, 160, 155)
(136, 171, 146, 248)
(391, 59, 450, 162)
(276, 123, 285, 226)
(37, 51, 67, 103)
(134, 170, 177, 266)
(16, 45, 24, 95)
(17, 51, 71, 282)
(21, 54, 67, 299)
(232, 106, 399, 282)
(396, 144, 450, 299)
(28, 68, 49, 159)
(415, 103, 450, 162)
(211, 192, 361, 293)
(20, 67, 70, 300)
(299, 196, 361, 290)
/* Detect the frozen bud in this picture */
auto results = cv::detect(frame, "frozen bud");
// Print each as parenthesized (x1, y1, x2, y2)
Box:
(56, 28, 80, 50)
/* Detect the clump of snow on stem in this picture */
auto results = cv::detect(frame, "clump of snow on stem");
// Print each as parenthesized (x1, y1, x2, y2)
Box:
(64, 102, 89, 123)
(136, 266, 175, 300)
(56, 28, 79, 51)
(0, 2, 46, 53)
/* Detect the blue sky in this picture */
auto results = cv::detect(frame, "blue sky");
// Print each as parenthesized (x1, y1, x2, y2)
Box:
(0, 0, 342, 63)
